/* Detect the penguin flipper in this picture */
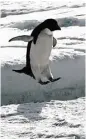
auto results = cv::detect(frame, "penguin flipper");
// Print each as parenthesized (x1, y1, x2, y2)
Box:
(53, 37, 57, 47)
(9, 35, 33, 42)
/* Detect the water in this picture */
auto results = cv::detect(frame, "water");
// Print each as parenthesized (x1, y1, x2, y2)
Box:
(0, 0, 86, 138)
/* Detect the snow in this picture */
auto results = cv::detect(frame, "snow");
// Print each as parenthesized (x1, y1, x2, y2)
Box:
(1, 46, 85, 105)
(1, 98, 85, 139)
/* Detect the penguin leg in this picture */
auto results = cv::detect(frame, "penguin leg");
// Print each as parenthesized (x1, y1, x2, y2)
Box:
(31, 65, 43, 83)
(41, 64, 53, 80)
(41, 64, 61, 82)
(31, 65, 50, 85)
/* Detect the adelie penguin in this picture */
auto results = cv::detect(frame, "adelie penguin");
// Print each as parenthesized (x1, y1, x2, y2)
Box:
(9, 19, 61, 85)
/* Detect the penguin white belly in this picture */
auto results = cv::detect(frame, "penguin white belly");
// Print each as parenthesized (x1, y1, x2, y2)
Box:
(30, 29, 53, 81)
(30, 33, 53, 66)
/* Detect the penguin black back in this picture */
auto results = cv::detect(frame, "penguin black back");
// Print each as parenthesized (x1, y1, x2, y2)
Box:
(26, 40, 35, 78)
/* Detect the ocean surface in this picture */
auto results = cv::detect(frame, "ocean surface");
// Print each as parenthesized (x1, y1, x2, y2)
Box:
(0, 0, 86, 138)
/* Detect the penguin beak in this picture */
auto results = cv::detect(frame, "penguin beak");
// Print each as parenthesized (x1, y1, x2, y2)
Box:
(57, 25, 61, 30)
(53, 25, 61, 31)
(58, 26, 61, 30)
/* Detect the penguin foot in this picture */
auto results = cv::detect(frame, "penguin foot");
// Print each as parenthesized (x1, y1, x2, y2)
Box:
(48, 77, 61, 82)
(38, 80, 50, 85)
(38, 77, 61, 85)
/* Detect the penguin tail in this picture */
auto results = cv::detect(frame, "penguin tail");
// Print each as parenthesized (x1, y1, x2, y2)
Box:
(12, 67, 35, 79)
(12, 69, 24, 73)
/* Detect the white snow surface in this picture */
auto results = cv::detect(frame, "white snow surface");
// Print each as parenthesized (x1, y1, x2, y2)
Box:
(1, 98, 85, 139)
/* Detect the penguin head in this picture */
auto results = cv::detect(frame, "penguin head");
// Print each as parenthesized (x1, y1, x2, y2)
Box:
(43, 19, 61, 31)
(31, 18, 61, 44)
